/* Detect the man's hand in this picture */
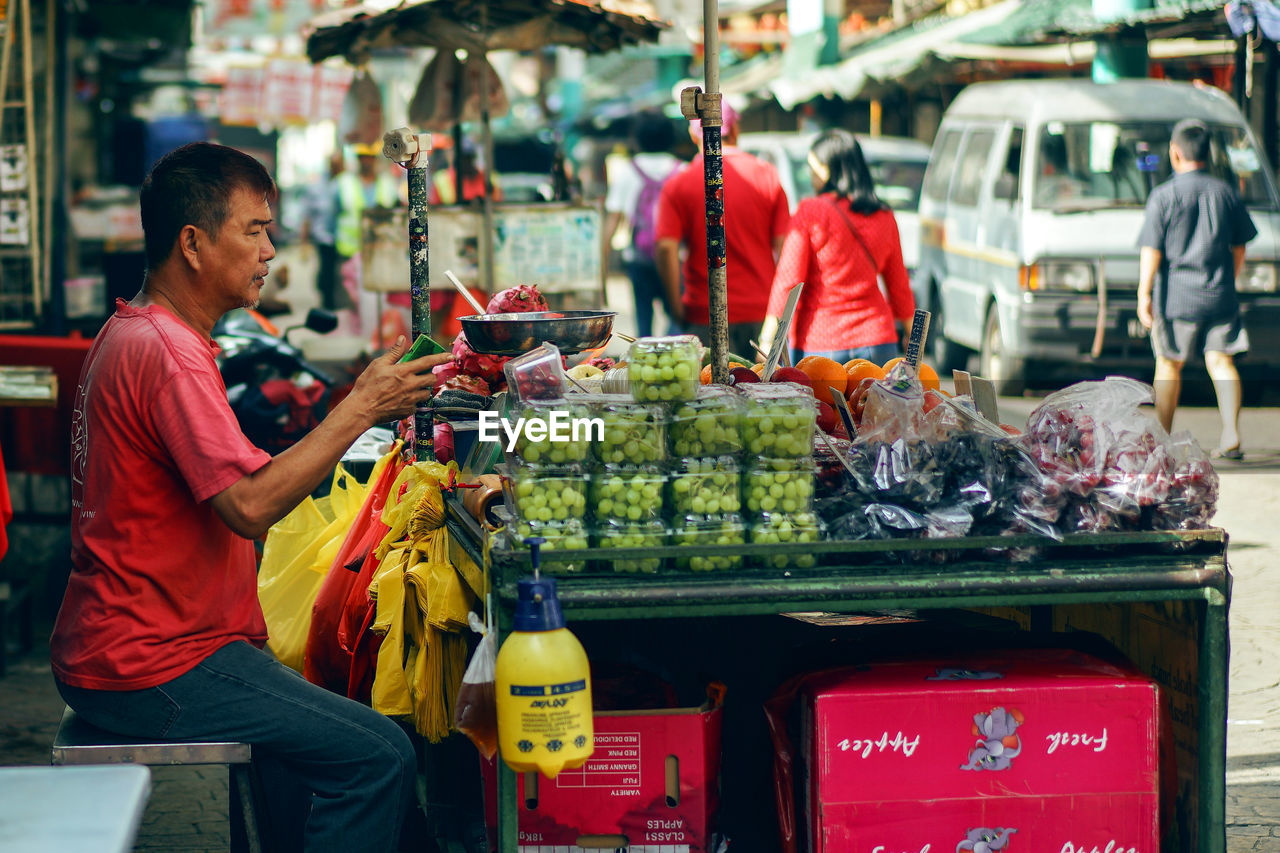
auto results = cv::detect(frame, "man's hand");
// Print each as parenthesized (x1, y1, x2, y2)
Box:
(346, 336, 452, 423)
(1137, 292, 1154, 329)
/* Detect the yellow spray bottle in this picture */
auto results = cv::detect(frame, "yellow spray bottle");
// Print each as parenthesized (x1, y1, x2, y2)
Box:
(495, 537, 594, 778)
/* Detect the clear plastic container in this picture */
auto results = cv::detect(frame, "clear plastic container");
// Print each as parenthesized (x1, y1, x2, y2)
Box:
(507, 400, 594, 466)
(495, 508, 590, 574)
(627, 335, 701, 403)
(672, 514, 746, 572)
(669, 385, 745, 458)
(504, 342, 567, 403)
(591, 396, 667, 465)
(593, 520, 667, 574)
(668, 455, 741, 517)
(742, 457, 816, 515)
(750, 511, 823, 569)
(738, 383, 818, 458)
(589, 463, 665, 524)
(501, 463, 589, 524)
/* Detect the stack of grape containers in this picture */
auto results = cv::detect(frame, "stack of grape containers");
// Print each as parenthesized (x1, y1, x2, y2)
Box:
(737, 383, 822, 568)
(500, 347, 592, 573)
(589, 393, 668, 573)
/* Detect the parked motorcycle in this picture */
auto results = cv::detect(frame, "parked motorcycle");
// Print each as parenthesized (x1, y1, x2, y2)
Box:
(213, 307, 340, 455)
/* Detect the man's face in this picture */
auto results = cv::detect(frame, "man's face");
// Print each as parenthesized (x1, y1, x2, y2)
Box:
(206, 187, 275, 311)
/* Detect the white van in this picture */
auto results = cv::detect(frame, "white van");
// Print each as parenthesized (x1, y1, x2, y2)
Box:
(915, 78, 1280, 393)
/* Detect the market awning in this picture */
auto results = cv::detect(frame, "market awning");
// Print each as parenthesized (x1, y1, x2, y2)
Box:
(768, 0, 1021, 110)
(935, 37, 1236, 65)
(305, 0, 667, 64)
(953, 0, 1230, 45)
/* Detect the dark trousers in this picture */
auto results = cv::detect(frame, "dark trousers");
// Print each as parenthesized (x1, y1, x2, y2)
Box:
(625, 257, 669, 339)
(56, 641, 417, 853)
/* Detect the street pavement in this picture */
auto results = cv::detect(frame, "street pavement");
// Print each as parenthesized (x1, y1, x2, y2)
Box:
(1, 264, 1278, 849)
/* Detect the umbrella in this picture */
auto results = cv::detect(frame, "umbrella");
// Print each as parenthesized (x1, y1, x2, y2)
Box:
(305, 0, 668, 459)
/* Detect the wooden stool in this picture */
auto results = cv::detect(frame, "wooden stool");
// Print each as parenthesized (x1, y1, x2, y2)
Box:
(51, 706, 263, 853)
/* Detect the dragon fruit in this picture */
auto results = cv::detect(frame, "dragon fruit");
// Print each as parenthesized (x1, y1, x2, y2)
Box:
(486, 283, 549, 315)
(432, 330, 509, 387)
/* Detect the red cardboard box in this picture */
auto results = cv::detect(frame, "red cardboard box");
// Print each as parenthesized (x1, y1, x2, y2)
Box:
(788, 649, 1163, 853)
(484, 702, 723, 853)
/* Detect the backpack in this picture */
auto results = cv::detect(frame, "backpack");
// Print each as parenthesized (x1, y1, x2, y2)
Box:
(630, 158, 666, 258)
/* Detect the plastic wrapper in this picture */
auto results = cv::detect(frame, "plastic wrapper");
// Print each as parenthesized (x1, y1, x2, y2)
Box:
(593, 520, 667, 573)
(500, 462, 588, 524)
(738, 383, 818, 457)
(507, 399, 593, 466)
(503, 342, 567, 403)
(499, 510, 590, 574)
(672, 514, 746, 572)
(627, 335, 700, 403)
(750, 511, 823, 568)
(743, 457, 816, 515)
(589, 463, 665, 524)
(1020, 377, 1218, 533)
(591, 396, 667, 465)
(669, 385, 745, 457)
(669, 455, 741, 516)
(454, 611, 497, 759)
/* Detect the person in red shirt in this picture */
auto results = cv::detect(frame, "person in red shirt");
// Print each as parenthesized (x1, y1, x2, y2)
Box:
(50, 143, 451, 853)
(655, 100, 790, 356)
(762, 129, 915, 364)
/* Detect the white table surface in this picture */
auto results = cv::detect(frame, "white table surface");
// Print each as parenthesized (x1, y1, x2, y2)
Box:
(0, 764, 152, 853)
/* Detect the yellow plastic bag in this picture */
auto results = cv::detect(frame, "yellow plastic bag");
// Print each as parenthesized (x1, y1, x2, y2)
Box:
(258, 464, 370, 672)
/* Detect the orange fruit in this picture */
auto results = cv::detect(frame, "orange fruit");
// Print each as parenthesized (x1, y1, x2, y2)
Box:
(882, 356, 906, 373)
(842, 357, 872, 372)
(846, 361, 886, 384)
(918, 363, 941, 392)
(751, 363, 765, 376)
(701, 362, 747, 384)
(795, 355, 848, 399)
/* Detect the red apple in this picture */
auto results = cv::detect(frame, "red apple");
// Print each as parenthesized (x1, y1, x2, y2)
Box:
(770, 366, 813, 392)
(815, 400, 837, 434)
(728, 366, 761, 386)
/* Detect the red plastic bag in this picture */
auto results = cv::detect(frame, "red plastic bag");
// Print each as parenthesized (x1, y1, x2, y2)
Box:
(303, 454, 405, 692)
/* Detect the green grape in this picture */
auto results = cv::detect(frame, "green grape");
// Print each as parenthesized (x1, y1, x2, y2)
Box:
(596, 522, 666, 573)
(739, 385, 818, 458)
(669, 456, 741, 517)
(588, 465, 665, 524)
(669, 387, 745, 457)
(743, 459, 815, 515)
(673, 515, 745, 572)
(750, 511, 822, 569)
(507, 470, 588, 524)
(628, 336, 699, 403)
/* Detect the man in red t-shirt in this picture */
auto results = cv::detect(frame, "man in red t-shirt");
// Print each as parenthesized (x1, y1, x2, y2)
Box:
(50, 143, 451, 853)
(655, 101, 790, 356)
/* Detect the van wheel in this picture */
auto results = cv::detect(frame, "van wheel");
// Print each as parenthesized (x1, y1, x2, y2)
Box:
(979, 305, 1025, 396)
(928, 287, 971, 372)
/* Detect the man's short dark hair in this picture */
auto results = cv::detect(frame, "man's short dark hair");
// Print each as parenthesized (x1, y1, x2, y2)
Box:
(633, 111, 676, 154)
(1172, 119, 1212, 164)
(140, 142, 276, 270)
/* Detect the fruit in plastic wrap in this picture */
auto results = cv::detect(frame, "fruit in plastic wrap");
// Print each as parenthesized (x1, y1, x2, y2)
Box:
(750, 511, 822, 568)
(594, 520, 666, 573)
(669, 385, 745, 457)
(669, 456, 741, 516)
(510, 401, 593, 465)
(672, 515, 746, 572)
(590, 464, 665, 524)
(593, 398, 667, 465)
(504, 465, 588, 523)
(627, 336, 700, 403)
(486, 283, 549, 314)
(743, 457, 815, 515)
(738, 383, 818, 457)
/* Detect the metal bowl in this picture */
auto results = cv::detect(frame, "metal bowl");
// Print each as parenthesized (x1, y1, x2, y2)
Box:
(459, 311, 616, 355)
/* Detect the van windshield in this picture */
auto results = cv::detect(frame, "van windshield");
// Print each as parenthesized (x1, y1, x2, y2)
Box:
(1033, 121, 1275, 211)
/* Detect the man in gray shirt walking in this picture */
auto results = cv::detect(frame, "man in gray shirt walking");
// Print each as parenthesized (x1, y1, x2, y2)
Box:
(1137, 118, 1257, 459)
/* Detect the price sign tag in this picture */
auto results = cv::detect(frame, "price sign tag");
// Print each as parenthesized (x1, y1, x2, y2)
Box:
(763, 282, 804, 381)
(818, 430, 860, 480)
(904, 309, 931, 368)
(829, 386, 857, 439)
(952, 369, 972, 398)
(970, 376, 1001, 424)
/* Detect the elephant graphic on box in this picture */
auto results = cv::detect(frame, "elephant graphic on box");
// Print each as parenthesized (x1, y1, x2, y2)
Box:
(956, 826, 1016, 852)
(960, 706, 1023, 771)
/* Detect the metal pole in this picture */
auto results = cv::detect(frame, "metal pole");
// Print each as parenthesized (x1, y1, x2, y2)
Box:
(702, 0, 729, 385)
(383, 129, 435, 461)
(479, 1, 496, 296)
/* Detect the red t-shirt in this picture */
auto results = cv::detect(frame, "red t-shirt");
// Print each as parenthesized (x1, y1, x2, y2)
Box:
(768, 195, 915, 352)
(51, 300, 271, 691)
(655, 147, 790, 325)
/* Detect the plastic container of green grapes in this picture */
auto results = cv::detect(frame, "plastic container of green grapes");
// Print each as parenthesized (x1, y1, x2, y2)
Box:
(749, 511, 823, 569)
(500, 512, 591, 574)
(500, 462, 590, 525)
(592, 519, 668, 574)
(591, 396, 667, 465)
(627, 335, 701, 403)
(738, 383, 818, 458)
(589, 463, 665, 524)
(672, 514, 746, 572)
(507, 400, 594, 467)
(742, 456, 816, 515)
(669, 385, 745, 458)
(668, 455, 742, 517)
